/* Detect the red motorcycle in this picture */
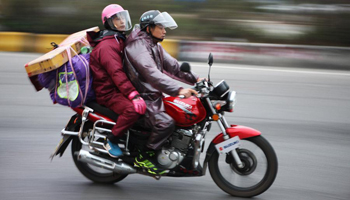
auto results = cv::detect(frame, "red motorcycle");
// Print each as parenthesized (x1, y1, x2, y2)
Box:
(51, 54, 278, 197)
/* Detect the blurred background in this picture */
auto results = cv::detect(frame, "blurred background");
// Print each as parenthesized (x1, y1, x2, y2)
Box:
(1, 1, 350, 200)
(1, 0, 350, 47)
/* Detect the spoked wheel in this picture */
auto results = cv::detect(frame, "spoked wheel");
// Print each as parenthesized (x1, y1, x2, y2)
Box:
(71, 137, 128, 184)
(208, 135, 278, 197)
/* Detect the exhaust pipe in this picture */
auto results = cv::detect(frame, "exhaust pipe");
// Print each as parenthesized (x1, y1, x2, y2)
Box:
(78, 150, 137, 174)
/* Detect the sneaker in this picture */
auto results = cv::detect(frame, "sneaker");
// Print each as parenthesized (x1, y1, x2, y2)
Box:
(103, 139, 123, 158)
(134, 151, 168, 175)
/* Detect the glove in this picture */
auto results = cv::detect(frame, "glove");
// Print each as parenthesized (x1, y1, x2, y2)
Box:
(128, 91, 146, 115)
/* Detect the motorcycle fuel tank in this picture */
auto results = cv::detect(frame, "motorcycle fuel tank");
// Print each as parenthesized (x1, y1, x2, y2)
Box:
(163, 96, 206, 127)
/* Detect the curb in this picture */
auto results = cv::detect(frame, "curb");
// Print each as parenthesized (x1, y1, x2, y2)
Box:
(0, 32, 179, 57)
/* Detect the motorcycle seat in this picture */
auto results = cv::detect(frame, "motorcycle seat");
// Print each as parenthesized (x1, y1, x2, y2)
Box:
(85, 101, 119, 121)
(84, 101, 152, 133)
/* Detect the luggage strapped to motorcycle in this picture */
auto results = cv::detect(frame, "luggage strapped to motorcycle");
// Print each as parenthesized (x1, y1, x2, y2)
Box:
(38, 38, 95, 108)
(55, 39, 91, 108)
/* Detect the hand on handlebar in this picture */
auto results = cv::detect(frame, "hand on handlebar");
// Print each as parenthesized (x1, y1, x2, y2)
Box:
(179, 88, 198, 98)
(197, 77, 207, 82)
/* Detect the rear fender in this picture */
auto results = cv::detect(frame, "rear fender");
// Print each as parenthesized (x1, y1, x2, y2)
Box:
(50, 114, 81, 160)
(50, 135, 73, 160)
(203, 125, 261, 166)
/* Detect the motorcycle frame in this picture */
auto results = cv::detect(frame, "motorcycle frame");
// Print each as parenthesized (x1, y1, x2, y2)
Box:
(54, 97, 262, 175)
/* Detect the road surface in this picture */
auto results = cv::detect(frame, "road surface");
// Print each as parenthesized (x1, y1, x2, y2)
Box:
(0, 52, 349, 200)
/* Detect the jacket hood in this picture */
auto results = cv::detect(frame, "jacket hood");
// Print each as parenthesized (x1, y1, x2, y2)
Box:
(125, 26, 154, 46)
(87, 29, 126, 47)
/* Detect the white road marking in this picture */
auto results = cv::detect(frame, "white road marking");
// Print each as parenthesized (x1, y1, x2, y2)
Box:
(3, 52, 349, 77)
(190, 62, 350, 76)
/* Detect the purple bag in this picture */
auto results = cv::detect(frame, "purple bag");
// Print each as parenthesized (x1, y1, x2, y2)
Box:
(38, 53, 95, 108)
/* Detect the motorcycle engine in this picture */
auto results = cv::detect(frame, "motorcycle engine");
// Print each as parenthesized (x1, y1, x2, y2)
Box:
(157, 129, 193, 169)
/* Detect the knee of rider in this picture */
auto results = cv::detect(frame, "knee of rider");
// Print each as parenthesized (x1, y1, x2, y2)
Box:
(125, 105, 141, 119)
(155, 118, 175, 132)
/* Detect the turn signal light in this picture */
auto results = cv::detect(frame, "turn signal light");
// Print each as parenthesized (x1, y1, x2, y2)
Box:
(212, 114, 219, 121)
(215, 103, 222, 111)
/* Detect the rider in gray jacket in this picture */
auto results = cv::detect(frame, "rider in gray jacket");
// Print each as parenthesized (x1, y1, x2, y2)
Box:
(124, 10, 200, 174)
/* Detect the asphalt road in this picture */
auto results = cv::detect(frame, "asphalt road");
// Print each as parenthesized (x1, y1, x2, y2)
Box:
(0, 52, 350, 200)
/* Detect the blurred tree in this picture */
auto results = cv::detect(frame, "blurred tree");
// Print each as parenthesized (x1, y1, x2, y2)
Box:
(0, 0, 349, 46)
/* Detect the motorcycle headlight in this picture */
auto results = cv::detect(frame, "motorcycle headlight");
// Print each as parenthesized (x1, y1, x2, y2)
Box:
(211, 91, 237, 112)
(226, 91, 237, 112)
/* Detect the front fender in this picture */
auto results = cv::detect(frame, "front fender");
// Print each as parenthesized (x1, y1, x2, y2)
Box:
(212, 125, 261, 144)
(203, 125, 261, 167)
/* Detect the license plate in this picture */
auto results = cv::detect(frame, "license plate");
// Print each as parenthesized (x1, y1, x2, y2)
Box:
(215, 136, 240, 154)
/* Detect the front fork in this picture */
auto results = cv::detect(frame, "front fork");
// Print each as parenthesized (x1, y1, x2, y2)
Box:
(205, 97, 244, 168)
(216, 114, 244, 168)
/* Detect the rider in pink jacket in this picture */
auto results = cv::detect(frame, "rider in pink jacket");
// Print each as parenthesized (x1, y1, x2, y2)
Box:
(88, 4, 146, 158)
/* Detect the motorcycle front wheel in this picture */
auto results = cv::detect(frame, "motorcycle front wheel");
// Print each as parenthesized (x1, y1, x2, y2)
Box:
(208, 135, 278, 197)
(71, 137, 128, 184)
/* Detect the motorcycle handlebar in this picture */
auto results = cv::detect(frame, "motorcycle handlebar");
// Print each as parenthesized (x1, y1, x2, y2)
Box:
(178, 80, 212, 99)
(194, 79, 211, 96)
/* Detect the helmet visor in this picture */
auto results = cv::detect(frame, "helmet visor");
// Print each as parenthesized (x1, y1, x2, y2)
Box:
(152, 12, 178, 30)
(108, 10, 132, 31)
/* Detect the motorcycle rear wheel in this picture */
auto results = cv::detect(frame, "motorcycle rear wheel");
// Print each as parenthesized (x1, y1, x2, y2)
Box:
(71, 137, 128, 184)
(208, 135, 278, 197)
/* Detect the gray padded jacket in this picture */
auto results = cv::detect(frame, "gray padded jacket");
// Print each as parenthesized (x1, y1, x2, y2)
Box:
(124, 28, 198, 115)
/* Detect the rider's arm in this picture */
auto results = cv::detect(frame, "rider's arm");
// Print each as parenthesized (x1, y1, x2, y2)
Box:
(159, 44, 199, 85)
(124, 42, 183, 97)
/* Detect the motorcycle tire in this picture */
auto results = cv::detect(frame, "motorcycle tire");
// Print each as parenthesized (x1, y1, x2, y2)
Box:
(71, 137, 128, 184)
(208, 135, 278, 197)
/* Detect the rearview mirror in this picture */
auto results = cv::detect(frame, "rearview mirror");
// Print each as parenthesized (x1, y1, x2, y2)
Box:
(208, 53, 213, 67)
(180, 62, 191, 72)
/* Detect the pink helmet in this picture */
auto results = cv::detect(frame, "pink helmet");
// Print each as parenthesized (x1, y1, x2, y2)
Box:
(101, 4, 132, 31)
